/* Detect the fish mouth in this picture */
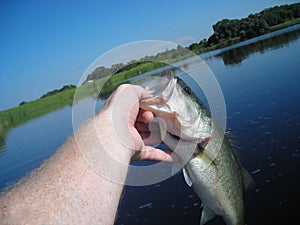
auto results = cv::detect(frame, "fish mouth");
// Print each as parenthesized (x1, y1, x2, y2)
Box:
(140, 71, 176, 114)
(139, 70, 212, 142)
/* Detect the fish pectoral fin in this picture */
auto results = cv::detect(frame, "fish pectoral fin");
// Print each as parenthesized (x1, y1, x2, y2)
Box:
(200, 206, 217, 225)
(183, 167, 192, 187)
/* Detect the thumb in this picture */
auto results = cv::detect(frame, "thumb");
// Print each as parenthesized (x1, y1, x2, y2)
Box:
(131, 146, 179, 163)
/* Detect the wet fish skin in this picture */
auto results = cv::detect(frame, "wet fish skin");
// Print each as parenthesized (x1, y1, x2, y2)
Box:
(140, 73, 254, 225)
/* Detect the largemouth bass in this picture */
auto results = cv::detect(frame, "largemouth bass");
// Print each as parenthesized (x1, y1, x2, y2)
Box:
(140, 71, 254, 225)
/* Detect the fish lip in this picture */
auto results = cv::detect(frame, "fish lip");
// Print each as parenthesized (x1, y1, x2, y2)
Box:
(139, 98, 166, 112)
(140, 96, 166, 105)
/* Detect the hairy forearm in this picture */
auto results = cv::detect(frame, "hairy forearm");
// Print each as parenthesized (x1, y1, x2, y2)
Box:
(0, 112, 131, 225)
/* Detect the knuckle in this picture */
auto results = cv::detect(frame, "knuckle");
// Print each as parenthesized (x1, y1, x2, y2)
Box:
(117, 83, 130, 90)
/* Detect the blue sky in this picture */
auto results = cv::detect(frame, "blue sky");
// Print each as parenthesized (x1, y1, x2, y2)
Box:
(1, 0, 299, 110)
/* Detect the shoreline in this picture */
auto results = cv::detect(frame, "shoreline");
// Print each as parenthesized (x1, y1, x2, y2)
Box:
(1, 18, 300, 135)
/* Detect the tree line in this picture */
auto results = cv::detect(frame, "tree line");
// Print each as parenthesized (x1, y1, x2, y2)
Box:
(39, 84, 76, 99)
(84, 3, 300, 84)
(189, 3, 300, 53)
(83, 45, 191, 84)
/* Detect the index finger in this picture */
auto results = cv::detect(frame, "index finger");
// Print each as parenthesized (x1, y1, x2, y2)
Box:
(136, 109, 154, 124)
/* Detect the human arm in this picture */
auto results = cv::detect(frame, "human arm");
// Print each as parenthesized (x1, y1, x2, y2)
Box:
(0, 84, 174, 225)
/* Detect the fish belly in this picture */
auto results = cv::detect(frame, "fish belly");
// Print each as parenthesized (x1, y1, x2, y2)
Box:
(186, 148, 245, 225)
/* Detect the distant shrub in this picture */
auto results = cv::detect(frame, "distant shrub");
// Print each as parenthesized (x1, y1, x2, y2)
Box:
(40, 84, 76, 99)
(19, 101, 27, 106)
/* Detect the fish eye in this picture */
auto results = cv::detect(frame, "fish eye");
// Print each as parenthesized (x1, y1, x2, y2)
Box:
(183, 86, 191, 95)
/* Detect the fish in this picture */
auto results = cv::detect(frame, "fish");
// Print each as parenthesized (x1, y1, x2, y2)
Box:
(140, 71, 254, 225)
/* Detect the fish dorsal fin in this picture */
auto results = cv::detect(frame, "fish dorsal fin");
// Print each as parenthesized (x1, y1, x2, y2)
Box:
(200, 206, 216, 225)
(183, 167, 192, 187)
(225, 130, 255, 193)
(241, 167, 255, 192)
(225, 129, 241, 155)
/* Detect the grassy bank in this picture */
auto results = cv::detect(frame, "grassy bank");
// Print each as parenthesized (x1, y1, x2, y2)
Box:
(1, 19, 299, 132)
(0, 88, 75, 147)
(75, 61, 167, 99)
(0, 60, 166, 145)
(270, 18, 300, 31)
(1, 4, 300, 146)
(0, 89, 75, 128)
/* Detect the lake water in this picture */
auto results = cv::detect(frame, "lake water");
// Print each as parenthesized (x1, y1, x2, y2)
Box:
(1, 24, 300, 225)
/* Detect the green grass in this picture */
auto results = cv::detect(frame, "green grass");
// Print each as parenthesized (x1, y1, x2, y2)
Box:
(1, 17, 299, 146)
(270, 18, 300, 31)
(0, 89, 76, 128)
(0, 88, 76, 147)
(0, 60, 168, 147)
(74, 61, 167, 100)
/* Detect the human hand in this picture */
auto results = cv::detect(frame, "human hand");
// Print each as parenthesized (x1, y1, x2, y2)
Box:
(102, 84, 176, 162)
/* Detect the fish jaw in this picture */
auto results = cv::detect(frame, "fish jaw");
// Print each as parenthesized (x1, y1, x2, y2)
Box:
(140, 98, 178, 119)
(140, 92, 195, 140)
(140, 101, 185, 142)
(141, 101, 208, 142)
(140, 72, 213, 156)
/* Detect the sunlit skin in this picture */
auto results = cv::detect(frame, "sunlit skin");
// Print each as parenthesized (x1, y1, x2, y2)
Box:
(0, 84, 177, 225)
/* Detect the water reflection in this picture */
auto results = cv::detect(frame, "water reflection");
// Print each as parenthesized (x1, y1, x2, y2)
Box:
(0, 124, 7, 148)
(2, 25, 300, 151)
(1, 24, 300, 224)
(0, 91, 110, 151)
(216, 25, 300, 66)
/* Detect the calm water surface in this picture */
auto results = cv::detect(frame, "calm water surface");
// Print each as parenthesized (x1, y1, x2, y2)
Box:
(1, 25, 300, 225)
